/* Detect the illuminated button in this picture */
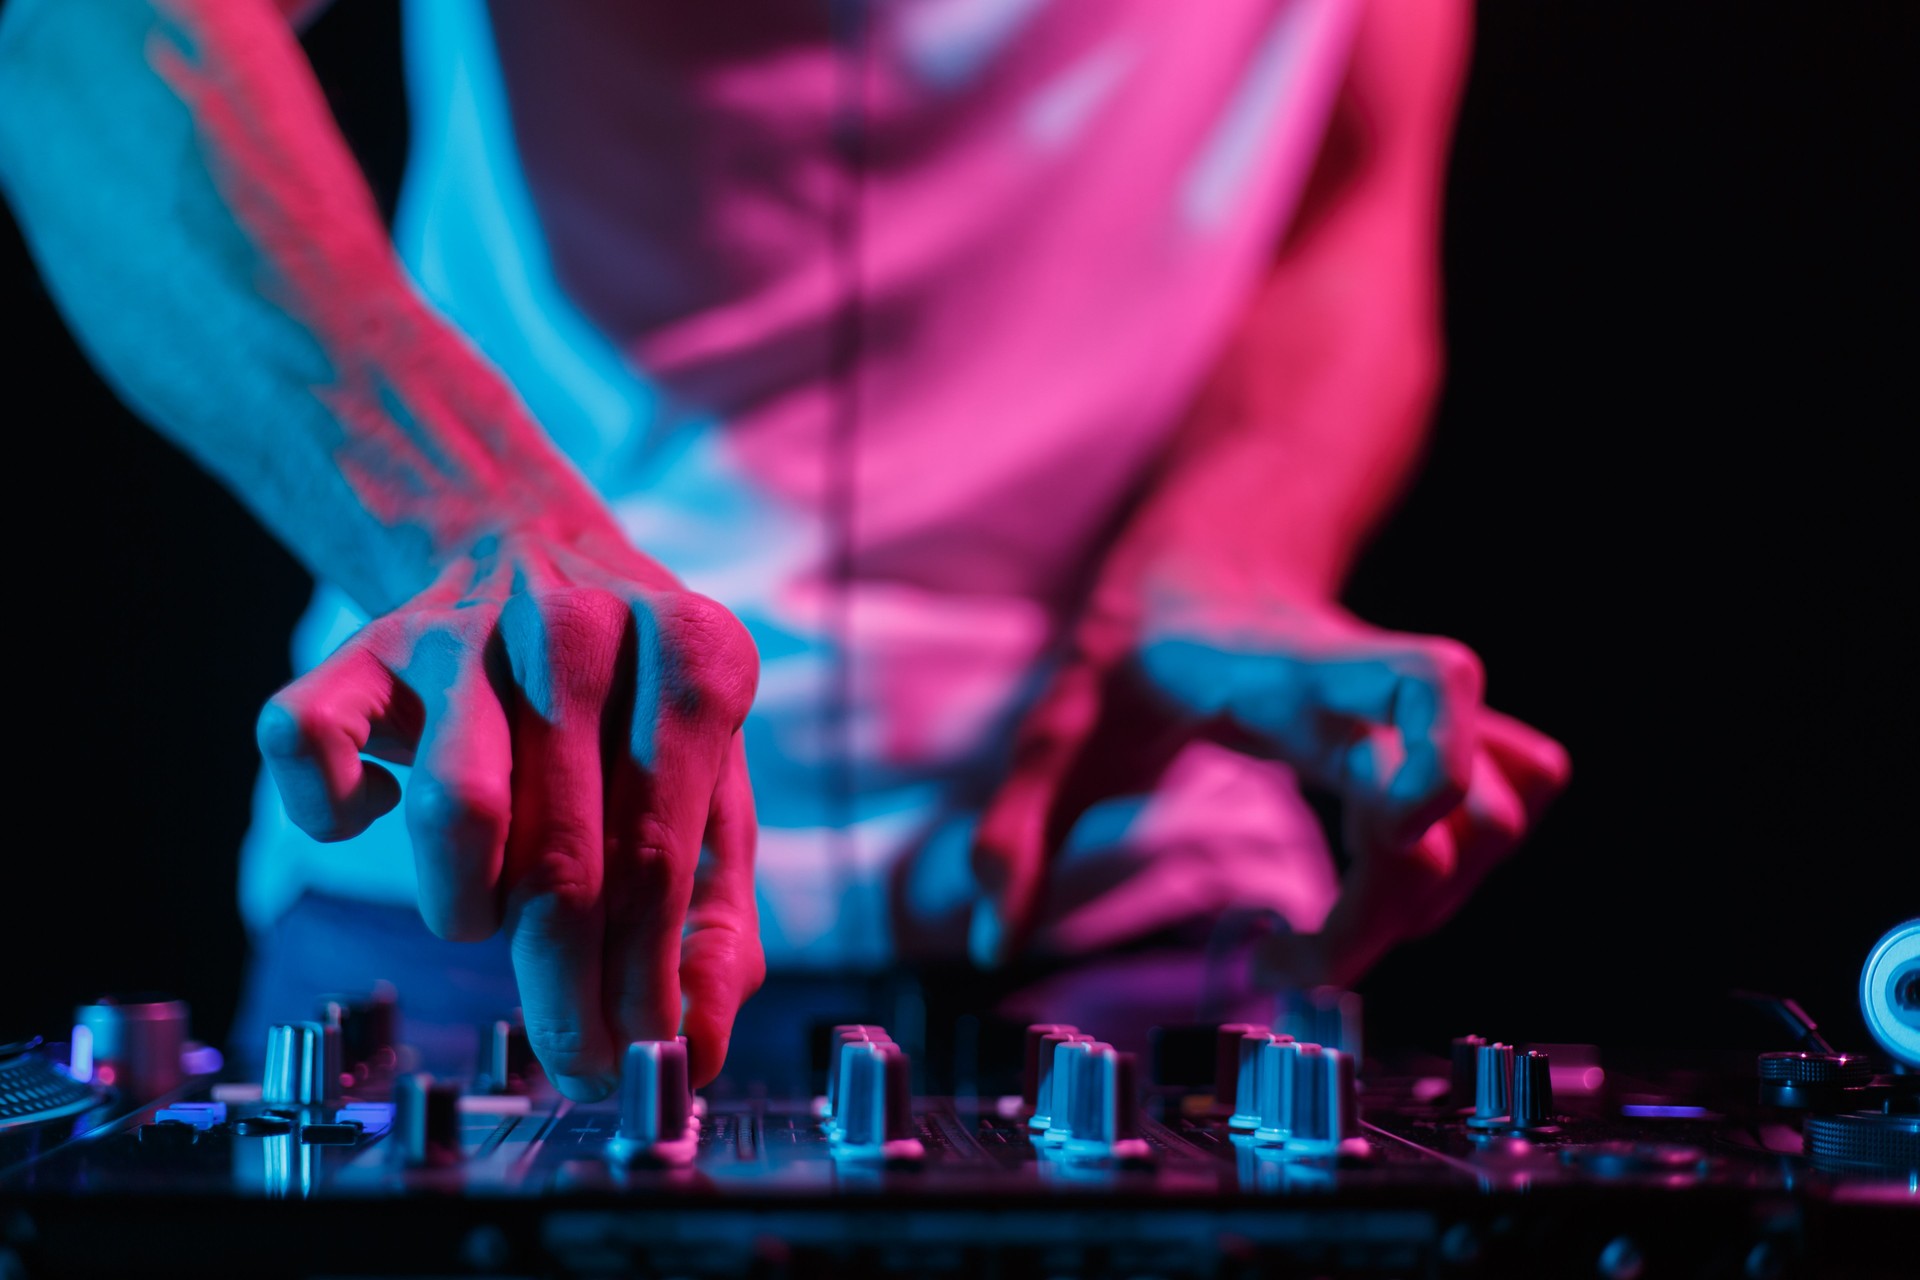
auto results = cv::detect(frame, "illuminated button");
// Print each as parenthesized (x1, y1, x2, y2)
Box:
(154, 1101, 226, 1129)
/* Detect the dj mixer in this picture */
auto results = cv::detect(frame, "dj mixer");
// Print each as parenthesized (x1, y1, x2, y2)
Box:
(2, 922, 1916, 1278)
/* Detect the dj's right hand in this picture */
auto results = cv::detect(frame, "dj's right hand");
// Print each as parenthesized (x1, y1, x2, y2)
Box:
(255, 524, 763, 1097)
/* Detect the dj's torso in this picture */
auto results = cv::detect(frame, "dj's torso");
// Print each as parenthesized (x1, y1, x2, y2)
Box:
(240, 0, 1360, 966)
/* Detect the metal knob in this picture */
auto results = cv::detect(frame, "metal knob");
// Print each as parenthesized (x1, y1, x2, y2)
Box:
(1022, 1023, 1078, 1113)
(1512, 1050, 1556, 1130)
(390, 1073, 462, 1167)
(1287, 1044, 1358, 1154)
(608, 1040, 697, 1166)
(1029, 1032, 1090, 1133)
(1041, 1039, 1098, 1145)
(1467, 1042, 1516, 1130)
(832, 1040, 922, 1160)
(1061, 1045, 1151, 1161)
(1229, 1029, 1284, 1132)
(823, 1027, 891, 1133)
(261, 1022, 332, 1107)
(1450, 1034, 1487, 1110)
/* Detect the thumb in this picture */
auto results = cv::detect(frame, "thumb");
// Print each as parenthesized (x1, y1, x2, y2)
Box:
(969, 658, 1107, 969)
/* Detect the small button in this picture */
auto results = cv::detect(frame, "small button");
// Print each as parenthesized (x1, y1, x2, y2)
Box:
(299, 1121, 364, 1145)
(233, 1115, 293, 1137)
(155, 1101, 227, 1130)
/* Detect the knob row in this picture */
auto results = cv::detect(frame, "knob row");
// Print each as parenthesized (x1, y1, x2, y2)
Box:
(1025, 1025, 1149, 1161)
(1216, 1026, 1362, 1154)
(1454, 1037, 1556, 1132)
(821, 1025, 923, 1159)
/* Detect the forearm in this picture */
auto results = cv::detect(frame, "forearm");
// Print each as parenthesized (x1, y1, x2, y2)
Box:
(0, 0, 622, 613)
(1124, 212, 1442, 608)
(1099, 0, 1468, 615)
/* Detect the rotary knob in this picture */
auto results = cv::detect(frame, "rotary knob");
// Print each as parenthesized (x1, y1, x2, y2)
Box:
(822, 1026, 891, 1134)
(1229, 1029, 1285, 1132)
(1287, 1044, 1359, 1155)
(390, 1073, 462, 1167)
(1060, 1044, 1151, 1161)
(831, 1040, 923, 1160)
(1029, 1031, 1090, 1133)
(607, 1039, 697, 1166)
(1466, 1042, 1516, 1130)
(1022, 1024, 1078, 1114)
(261, 1022, 334, 1107)
(1511, 1050, 1556, 1131)
(1252, 1037, 1304, 1144)
(1040, 1039, 1099, 1146)
(1756, 1051, 1874, 1110)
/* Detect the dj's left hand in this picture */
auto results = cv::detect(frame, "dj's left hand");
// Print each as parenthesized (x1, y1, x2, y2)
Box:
(969, 593, 1570, 985)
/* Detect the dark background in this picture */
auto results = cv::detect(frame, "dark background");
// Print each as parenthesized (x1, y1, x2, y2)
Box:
(4, 3, 1912, 1060)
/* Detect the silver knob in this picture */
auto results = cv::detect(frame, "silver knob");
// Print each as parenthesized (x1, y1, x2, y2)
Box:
(261, 1022, 331, 1107)
(1230, 1029, 1284, 1132)
(831, 1040, 922, 1159)
(1022, 1023, 1078, 1114)
(1060, 1044, 1151, 1161)
(1041, 1039, 1098, 1145)
(1285, 1044, 1358, 1153)
(822, 1026, 890, 1132)
(1253, 1037, 1303, 1144)
(1467, 1042, 1516, 1130)
(1029, 1031, 1090, 1133)
(607, 1040, 697, 1166)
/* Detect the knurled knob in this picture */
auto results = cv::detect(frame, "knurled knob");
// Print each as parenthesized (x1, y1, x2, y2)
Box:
(1061, 1044, 1151, 1161)
(1030, 1032, 1090, 1133)
(608, 1039, 697, 1166)
(823, 1027, 892, 1134)
(1041, 1039, 1098, 1145)
(1228, 1028, 1274, 1136)
(261, 1022, 331, 1107)
(1512, 1050, 1556, 1131)
(832, 1040, 923, 1160)
(1286, 1044, 1358, 1154)
(1253, 1037, 1304, 1144)
(1022, 1024, 1078, 1113)
(1467, 1042, 1516, 1130)
(1756, 1051, 1875, 1110)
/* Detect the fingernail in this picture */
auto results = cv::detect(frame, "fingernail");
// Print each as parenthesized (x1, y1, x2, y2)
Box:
(968, 899, 1005, 971)
(554, 1073, 614, 1104)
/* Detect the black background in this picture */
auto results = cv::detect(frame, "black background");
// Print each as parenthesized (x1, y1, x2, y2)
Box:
(3, 2, 1912, 1061)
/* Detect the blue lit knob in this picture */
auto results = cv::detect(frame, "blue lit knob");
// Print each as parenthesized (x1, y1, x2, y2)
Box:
(832, 1040, 923, 1160)
(1511, 1050, 1555, 1131)
(1029, 1031, 1090, 1133)
(1230, 1029, 1285, 1132)
(1284, 1044, 1358, 1154)
(261, 1022, 330, 1107)
(606, 1040, 697, 1166)
(1041, 1039, 1098, 1145)
(1467, 1042, 1516, 1130)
